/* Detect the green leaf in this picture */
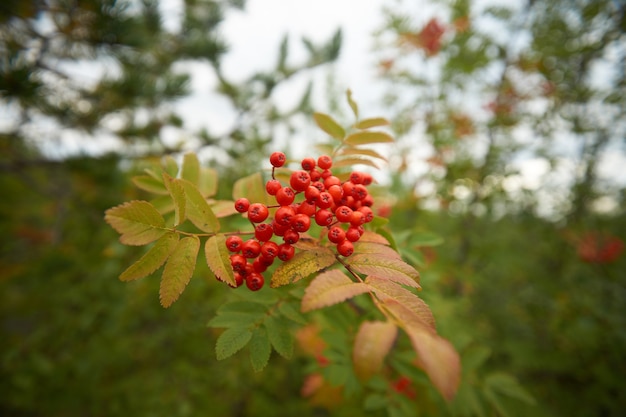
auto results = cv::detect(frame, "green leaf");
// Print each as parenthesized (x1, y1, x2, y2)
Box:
(353, 321, 398, 381)
(347, 253, 421, 289)
(217, 300, 269, 315)
(208, 312, 258, 328)
(151, 195, 175, 215)
(409, 231, 444, 247)
(364, 393, 388, 411)
(264, 316, 293, 358)
(132, 175, 169, 195)
(277, 302, 307, 324)
(355, 117, 390, 130)
(119, 232, 179, 281)
(233, 172, 271, 206)
(104, 200, 167, 246)
(313, 112, 345, 140)
(159, 235, 200, 308)
(344, 131, 394, 145)
(485, 372, 536, 404)
(346, 89, 359, 119)
(270, 246, 336, 287)
(163, 173, 186, 226)
(215, 327, 253, 360)
(162, 155, 179, 177)
(205, 234, 235, 287)
(181, 153, 200, 184)
(179, 179, 220, 232)
(249, 327, 272, 372)
(301, 269, 371, 312)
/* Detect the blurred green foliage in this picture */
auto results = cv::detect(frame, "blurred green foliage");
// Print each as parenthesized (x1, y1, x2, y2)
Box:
(1, 0, 625, 416)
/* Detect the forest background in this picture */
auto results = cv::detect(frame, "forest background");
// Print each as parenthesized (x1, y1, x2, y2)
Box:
(1, 0, 625, 416)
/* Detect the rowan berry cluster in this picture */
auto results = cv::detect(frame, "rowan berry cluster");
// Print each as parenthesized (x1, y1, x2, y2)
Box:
(226, 152, 375, 291)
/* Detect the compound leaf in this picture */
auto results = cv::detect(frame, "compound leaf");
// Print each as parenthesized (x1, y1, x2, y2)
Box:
(179, 179, 220, 232)
(233, 172, 271, 206)
(347, 253, 420, 289)
(249, 327, 272, 372)
(344, 131, 394, 145)
(104, 200, 166, 246)
(301, 269, 371, 312)
(159, 235, 200, 308)
(270, 247, 336, 288)
(205, 234, 235, 287)
(353, 321, 398, 381)
(215, 327, 253, 360)
(119, 232, 179, 281)
(199, 167, 218, 197)
(313, 112, 345, 140)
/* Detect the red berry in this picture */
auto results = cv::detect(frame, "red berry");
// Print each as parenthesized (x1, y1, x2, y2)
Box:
(260, 241, 279, 260)
(349, 171, 365, 184)
(301, 157, 316, 170)
(241, 239, 261, 258)
(291, 213, 311, 233)
(266, 179, 282, 195)
(314, 209, 334, 227)
(270, 151, 286, 167)
(362, 172, 373, 185)
(309, 169, 322, 181)
(248, 203, 269, 223)
(276, 186, 296, 206)
(358, 206, 374, 223)
(320, 169, 332, 179)
(337, 240, 354, 257)
(283, 229, 300, 245)
(305, 185, 321, 202)
(328, 226, 346, 244)
(271, 219, 290, 236)
(234, 272, 244, 287)
(290, 170, 311, 192)
(277, 243, 295, 261)
(361, 194, 374, 207)
(352, 184, 368, 200)
(323, 175, 341, 189)
(275, 206, 296, 226)
(253, 258, 268, 273)
(317, 155, 333, 170)
(316, 192, 333, 209)
(297, 200, 317, 217)
(246, 273, 265, 291)
(327, 184, 343, 203)
(335, 205, 353, 223)
(234, 198, 250, 213)
(225, 235, 244, 252)
(349, 210, 365, 227)
(230, 254, 247, 272)
(346, 227, 362, 242)
(254, 223, 274, 241)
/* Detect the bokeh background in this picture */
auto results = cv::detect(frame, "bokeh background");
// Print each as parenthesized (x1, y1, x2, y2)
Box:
(1, 0, 625, 416)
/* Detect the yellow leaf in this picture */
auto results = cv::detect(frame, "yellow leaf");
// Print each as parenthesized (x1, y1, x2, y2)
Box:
(160, 235, 200, 308)
(347, 253, 420, 288)
(301, 269, 371, 312)
(120, 232, 179, 281)
(163, 173, 186, 226)
(104, 200, 166, 246)
(313, 112, 345, 140)
(178, 179, 219, 232)
(205, 234, 235, 287)
(270, 247, 336, 288)
(344, 131, 394, 145)
(181, 153, 200, 184)
(354, 117, 390, 130)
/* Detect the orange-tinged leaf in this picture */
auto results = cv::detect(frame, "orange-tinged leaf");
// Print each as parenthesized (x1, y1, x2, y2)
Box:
(313, 112, 345, 140)
(270, 247, 336, 288)
(163, 173, 186, 226)
(366, 276, 435, 330)
(104, 200, 166, 246)
(358, 231, 390, 245)
(354, 117, 390, 130)
(353, 321, 398, 381)
(333, 157, 380, 169)
(353, 241, 400, 259)
(179, 179, 219, 232)
(347, 253, 420, 289)
(205, 234, 235, 287)
(210, 200, 239, 218)
(382, 299, 460, 401)
(119, 232, 179, 281)
(160, 235, 200, 308)
(301, 270, 371, 312)
(132, 175, 169, 195)
(344, 131, 394, 145)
